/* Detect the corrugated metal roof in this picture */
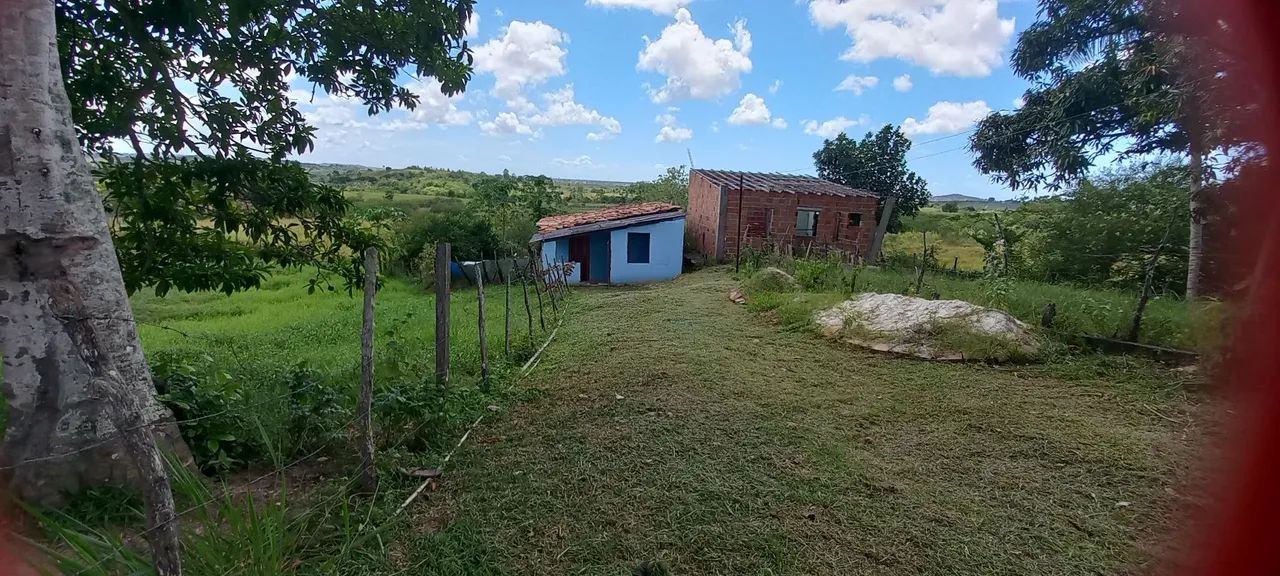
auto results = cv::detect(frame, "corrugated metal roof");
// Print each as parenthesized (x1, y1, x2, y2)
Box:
(691, 169, 877, 198)
(535, 202, 683, 234)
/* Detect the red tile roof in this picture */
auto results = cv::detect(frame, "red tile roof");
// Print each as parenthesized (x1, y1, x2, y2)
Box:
(692, 169, 877, 198)
(535, 202, 683, 234)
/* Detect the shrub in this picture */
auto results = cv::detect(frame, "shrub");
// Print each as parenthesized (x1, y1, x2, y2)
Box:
(941, 202, 960, 213)
(794, 256, 842, 291)
(153, 358, 268, 474)
(287, 365, 350, 455)
(743, 267, 798, 293)
(395, 209, 499, 273)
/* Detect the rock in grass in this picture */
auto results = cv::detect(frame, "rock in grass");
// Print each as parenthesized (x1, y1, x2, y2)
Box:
(813, 293, 1041, 362)
(743, 267, 798, 293)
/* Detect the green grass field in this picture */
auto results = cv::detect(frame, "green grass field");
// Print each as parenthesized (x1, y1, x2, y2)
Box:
(130, 266, 550, 468)
(399, 269, 1208, 575)
(27, 267, 1213, 575)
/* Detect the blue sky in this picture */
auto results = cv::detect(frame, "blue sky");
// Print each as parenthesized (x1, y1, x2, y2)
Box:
(292, 0, 1042, 200)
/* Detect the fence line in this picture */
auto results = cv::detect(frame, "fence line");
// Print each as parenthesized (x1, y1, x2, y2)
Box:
(43, 241, 577, 575)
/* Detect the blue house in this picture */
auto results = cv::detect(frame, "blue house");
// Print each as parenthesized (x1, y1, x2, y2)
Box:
(532, 202, 686, 285)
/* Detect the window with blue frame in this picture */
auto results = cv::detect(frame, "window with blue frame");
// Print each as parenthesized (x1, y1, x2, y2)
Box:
(627, 232, 651, 264)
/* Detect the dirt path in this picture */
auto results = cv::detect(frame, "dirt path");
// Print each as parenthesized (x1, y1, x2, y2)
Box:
(404, 269, 1203, 575)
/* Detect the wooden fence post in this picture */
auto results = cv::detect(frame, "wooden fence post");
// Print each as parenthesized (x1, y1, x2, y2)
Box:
(530, 259, 547, 331)
(1128, 224, 1174, 342)
(553, 258, 565, 297)
(866, 195, 897, 265)
(435, 243, 451, 385)
(503, 259, 512, 358)
(560, 258, 572, 295)
(541, 257, 559, 317)
(358, 247, 379, 493)
(476, 263, 490, 391)
(520, 264, 534, 336)
(952, 257, 959, 276)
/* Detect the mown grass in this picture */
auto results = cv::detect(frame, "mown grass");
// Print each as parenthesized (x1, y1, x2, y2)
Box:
(400, 269, 1210, 575)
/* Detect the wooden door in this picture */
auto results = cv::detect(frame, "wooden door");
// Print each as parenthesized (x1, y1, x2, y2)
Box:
(569, 235, 591, 283)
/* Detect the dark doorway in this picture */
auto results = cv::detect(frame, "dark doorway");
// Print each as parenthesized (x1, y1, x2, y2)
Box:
(569, 235, 591, 282)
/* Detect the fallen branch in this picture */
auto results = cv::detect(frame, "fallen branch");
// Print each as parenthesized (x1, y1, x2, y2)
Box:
(394, 414, 485, 516)
(1141, 403, 1187, 425)
(521, 322, 560, 375)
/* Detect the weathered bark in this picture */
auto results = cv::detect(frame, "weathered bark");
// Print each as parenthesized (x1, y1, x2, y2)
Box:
(1186, 145, 1206, 300)
(0, 1, 186, 573)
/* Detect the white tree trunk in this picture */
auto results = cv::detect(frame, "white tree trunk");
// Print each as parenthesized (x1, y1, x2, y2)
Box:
(1, 1, 185, 573)
(1186, 144, 1205, 301)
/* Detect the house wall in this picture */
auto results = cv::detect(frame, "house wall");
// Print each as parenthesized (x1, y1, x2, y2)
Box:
(540, 239, 582, 283)
(609, 217, 685, 284)
(720, 189, 879, 260)
(539, 216, 684, 285)
(588, 231, 610, 283)
(686, 172, 724, 260)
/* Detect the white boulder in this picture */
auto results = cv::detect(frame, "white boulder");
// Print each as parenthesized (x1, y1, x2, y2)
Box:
(813, 293, 1041, 361)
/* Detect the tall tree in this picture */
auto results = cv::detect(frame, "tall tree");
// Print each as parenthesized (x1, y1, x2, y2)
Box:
(516, 175, 562, 221)
(968, 0, 1256, 299)
(813, 125, 930, 233)
(2, 0, 474, 570)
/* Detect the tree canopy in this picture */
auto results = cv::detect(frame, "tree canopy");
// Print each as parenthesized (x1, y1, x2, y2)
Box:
(813, 125, 930, 233)
(622, 165, 690, 207)
(967, 0, 1249, 190)
(58, 0, 476, 294)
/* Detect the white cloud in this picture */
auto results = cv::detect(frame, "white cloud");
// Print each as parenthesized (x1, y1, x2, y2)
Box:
(303, 95, 439, 132)
(480, 112, 537, 136)
(554, 154, 597, 167)
(835, 74, 879, 95)
(529, 85, 623, 140)
(497, 154, 512, 162)
(465, 12, 480, 39)
(637, 8, 753, 103)
(656, 125, 694, 143)
(404, 78, 474, 126)
(474, 21, 568, 102)
(892, 74, 913, 92)
(772, 118, 788, 129)
(711, 121, 720, 133)
(655, 112, 693, 143)
(728, 93, 773, 125)
(494, 8, 504, 17)
(769, 79, 783, 94)
(586, 0, 689, 14)
(802, 115, 867, 138)
(902, 100, 991, 135)
(808, 0, 1015, 77)
(1013, 95, 1026, 109)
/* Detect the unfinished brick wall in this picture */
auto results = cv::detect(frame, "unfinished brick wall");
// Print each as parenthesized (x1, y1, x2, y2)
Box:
(722, 189, 879, 260)
(686, 171, 724, 258)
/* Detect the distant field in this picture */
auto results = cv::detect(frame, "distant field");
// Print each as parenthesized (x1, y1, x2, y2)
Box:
(887, 208, 993, 272)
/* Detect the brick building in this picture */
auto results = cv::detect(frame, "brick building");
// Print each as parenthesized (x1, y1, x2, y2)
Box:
(687, 169, 880, 261)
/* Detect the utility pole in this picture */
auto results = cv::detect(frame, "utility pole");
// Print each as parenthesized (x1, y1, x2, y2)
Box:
(735, 172, 745, 273)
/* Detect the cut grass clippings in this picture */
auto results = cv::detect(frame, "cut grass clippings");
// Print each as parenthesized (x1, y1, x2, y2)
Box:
(402, 268, 1209, 575)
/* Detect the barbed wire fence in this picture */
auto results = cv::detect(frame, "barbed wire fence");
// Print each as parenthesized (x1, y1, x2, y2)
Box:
(9, 242, 576, 574)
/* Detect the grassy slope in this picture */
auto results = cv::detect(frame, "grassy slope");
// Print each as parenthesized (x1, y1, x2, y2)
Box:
(133, 268, 524, 378)
(130, 268, 542, 457)
(404, 269, 1207, 575)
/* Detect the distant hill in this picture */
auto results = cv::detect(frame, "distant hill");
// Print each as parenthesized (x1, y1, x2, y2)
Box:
(932, 193, 1021, 211)
(553, 178, 633, 190)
